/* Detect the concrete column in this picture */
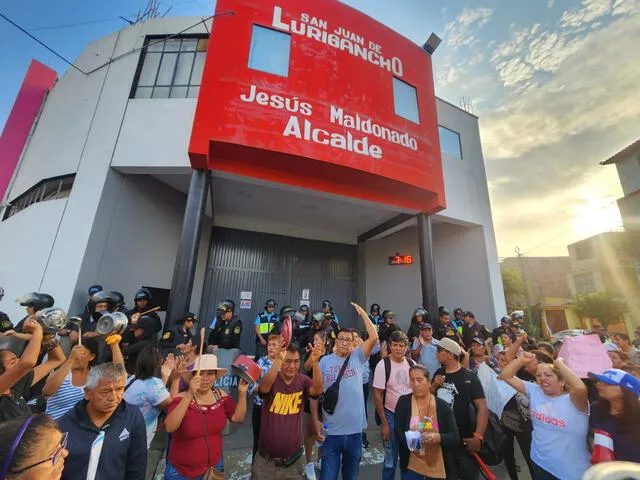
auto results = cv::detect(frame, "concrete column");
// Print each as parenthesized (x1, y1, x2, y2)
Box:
(417, 213, 439, 325)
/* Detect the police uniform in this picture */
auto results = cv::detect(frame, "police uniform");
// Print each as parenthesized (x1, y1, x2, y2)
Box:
(0, 312, 13, 333)
(161, 325, 193, 349)
(255, 310, 279, 356)
(209, 315, 243, 349)
(126, 307, 162, 337)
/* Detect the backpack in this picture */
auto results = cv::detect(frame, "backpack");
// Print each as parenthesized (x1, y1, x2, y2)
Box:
(461, 368, 507, 466)
(374, 356, 415, 426)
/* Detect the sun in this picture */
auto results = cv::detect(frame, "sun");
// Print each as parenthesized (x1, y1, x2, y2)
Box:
(572, 195, 622, 239)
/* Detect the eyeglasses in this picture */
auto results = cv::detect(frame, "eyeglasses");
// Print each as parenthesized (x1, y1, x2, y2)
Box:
(13, 432, 68, 473)
(336, 337, 352, 344)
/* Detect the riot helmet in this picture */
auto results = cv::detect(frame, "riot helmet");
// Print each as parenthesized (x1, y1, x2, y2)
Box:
(321, 300, 332, 311)
(370, 303, 381, 314)
(134, 288, 152, 302)
(110, 291, 126, 311)
(311, 312, 324, 327)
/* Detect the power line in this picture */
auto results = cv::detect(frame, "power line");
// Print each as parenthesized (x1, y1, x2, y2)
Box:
(27, 18, 125, 31)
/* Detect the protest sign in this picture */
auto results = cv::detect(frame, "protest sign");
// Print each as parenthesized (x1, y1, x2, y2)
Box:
(559, 334, 612, 378)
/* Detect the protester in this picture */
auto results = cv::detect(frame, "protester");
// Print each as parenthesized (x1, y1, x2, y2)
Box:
(411, 322, 439, 380)
(607, 350, 629, 369)
(207, 300, 242, 350)
(252, 341, 324, 479)
(353, 331, 371, 449)
(164, 354, 248, 479)
(123, 345, 174, 449)
(460, 312, 491, 350)
(43, 337, 123, 420)
(121, 316, 156, 374)
(0, 414, 69, 480)
(373, 330, 413, 480)
(499, 352, 590, 480)
(464, 337, 495, 373)
(319, 302, 378, 480)
(251, 333, 280, 457)
(58, 362, 147, 480)
(431, 338, 488, 480)
(612, 333, 640, 364)
(588, 368, 640, 463)
(406, 308, 427, 345)
(493, 332, 516, 359)
(254, 299, 279, 358)
(394, 364, 459, 480)
(0, 318, 65, 422)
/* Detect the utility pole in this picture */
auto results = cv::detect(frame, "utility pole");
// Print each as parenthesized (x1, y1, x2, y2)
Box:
(515, 246, 533, 326)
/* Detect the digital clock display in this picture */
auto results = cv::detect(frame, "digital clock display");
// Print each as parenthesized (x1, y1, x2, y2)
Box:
(388, 255, 413, 265)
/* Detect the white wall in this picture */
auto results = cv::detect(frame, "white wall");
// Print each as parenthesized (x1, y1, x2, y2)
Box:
(0, 199, 68, 321)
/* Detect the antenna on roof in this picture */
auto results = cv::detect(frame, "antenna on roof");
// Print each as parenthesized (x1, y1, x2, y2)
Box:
(120, 0, 172, 25)
(459, 96, 474, 114)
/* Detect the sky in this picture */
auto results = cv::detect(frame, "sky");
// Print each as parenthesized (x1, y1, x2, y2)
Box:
(0, 0, 637, 257)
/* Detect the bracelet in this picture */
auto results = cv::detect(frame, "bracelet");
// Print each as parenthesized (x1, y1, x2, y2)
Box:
(473, 432, 484, 441)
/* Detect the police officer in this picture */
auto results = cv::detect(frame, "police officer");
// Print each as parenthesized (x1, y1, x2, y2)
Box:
(254, 299, 279, 357)
(13, 292, 55, 332)
(491, 316, 513, 345)
(161, 312, 196, 350)
(321, 299, 340, 325)
(109, 291, 127, 312)
(369, 303, 383, 326)
(208, 300, 242, 350)
(127, 288, 162, 337)
(79, 290, 115, 340)
(293, 304, 311, 349)
(378, 310, 400, 344)
(323, 311, 340, 346)
(0, 286, 12, 333)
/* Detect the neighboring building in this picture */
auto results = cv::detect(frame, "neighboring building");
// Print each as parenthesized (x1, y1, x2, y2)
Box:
(502, 256, 571, 306)
(601, 139, 640, 231)
(0, 0, 505, 351)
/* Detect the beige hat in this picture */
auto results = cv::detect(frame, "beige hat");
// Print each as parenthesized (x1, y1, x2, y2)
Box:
(438, 337, 461, 356)
(186, 354, 227, 372)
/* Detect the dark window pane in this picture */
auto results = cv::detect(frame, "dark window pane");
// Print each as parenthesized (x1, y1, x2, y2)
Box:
(134, 86, 153, 98)
(152, 86, 171, 98)
(190, 52, 206, 85)
(156, 53, 178, 85)
(174, 52, 195, 85)
(170, 86, 188, 98)
(138, 52, 161, 86)
(187, 86, 200, 98)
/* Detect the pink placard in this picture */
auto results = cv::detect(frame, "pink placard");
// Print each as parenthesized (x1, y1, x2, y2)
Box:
(558, 334, 612, 378)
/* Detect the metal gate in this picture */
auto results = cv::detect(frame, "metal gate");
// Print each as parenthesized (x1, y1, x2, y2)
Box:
(199, 227, 357, 354)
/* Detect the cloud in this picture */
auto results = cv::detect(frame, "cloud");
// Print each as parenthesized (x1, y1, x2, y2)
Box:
(480, 12, 638, 256)
(560, 0, 612, 30)
(444, 7, 493, 49)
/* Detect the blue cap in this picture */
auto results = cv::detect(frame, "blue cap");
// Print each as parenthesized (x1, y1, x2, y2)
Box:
(588, 368, 640, 396)
(88, 284, 103, 295)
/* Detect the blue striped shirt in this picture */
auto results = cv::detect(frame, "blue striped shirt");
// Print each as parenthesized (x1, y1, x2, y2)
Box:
(45, 371, 85, 420)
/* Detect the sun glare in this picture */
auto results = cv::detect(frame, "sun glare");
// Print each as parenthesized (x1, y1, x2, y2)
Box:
(572, 196, 622, 239)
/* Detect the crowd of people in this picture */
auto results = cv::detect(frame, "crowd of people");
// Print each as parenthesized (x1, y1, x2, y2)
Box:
(0, 284, 639, 480)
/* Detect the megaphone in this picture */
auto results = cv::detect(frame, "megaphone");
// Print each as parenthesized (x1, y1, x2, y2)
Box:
(96, 311, 128, 336)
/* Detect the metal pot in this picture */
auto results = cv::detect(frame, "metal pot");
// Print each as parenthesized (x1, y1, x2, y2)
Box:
(96, 311, 128, 336)
(36, 307, 69, 330)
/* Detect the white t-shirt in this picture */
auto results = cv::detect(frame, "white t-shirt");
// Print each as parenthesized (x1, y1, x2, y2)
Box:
(123, 376, 170, 449)
(524, 382, 590, 480)
(372, 357, 412, 412)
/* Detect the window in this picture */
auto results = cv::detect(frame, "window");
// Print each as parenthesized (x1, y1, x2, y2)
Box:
(132, 36, 208, 99)
(2, 175, 76, 221)
(573, 272, 596, 293)
(392, 77, 420, 124)
(438, 126, 462, 159)
(575, 241, 593, 261)
(248, 25, 291, 77)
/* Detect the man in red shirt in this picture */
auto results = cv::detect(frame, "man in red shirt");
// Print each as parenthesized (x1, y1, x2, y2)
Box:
(253, 342, 324, 479)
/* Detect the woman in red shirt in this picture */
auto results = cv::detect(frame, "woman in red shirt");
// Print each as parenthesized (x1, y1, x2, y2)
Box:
(164, 354, 248, 479)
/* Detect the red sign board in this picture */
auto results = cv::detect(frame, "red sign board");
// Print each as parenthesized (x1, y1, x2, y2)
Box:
(189, 0, 445, 213)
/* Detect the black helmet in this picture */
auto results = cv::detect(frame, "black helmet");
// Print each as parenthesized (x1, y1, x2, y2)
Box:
(413, 308, 427, 318)
(321, 300, 332, 310)
(18, 292, 54, 311)
(134, 288, 152, 302)
(500, 316, 512, 324)
(311, 312, 325, 324)
(439, 307, 450, 316)
(88, 284, 103, 296)
(110, 291, 126, 310)
(454, 307, 464, 316)
(90, 291, 114, 306)
(265, 299, 277, 308)
(216, 299, 235, 315)
(280, 305, 298, 319)
(370, 303, 380, 313)
(299, 304, 309, 312)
